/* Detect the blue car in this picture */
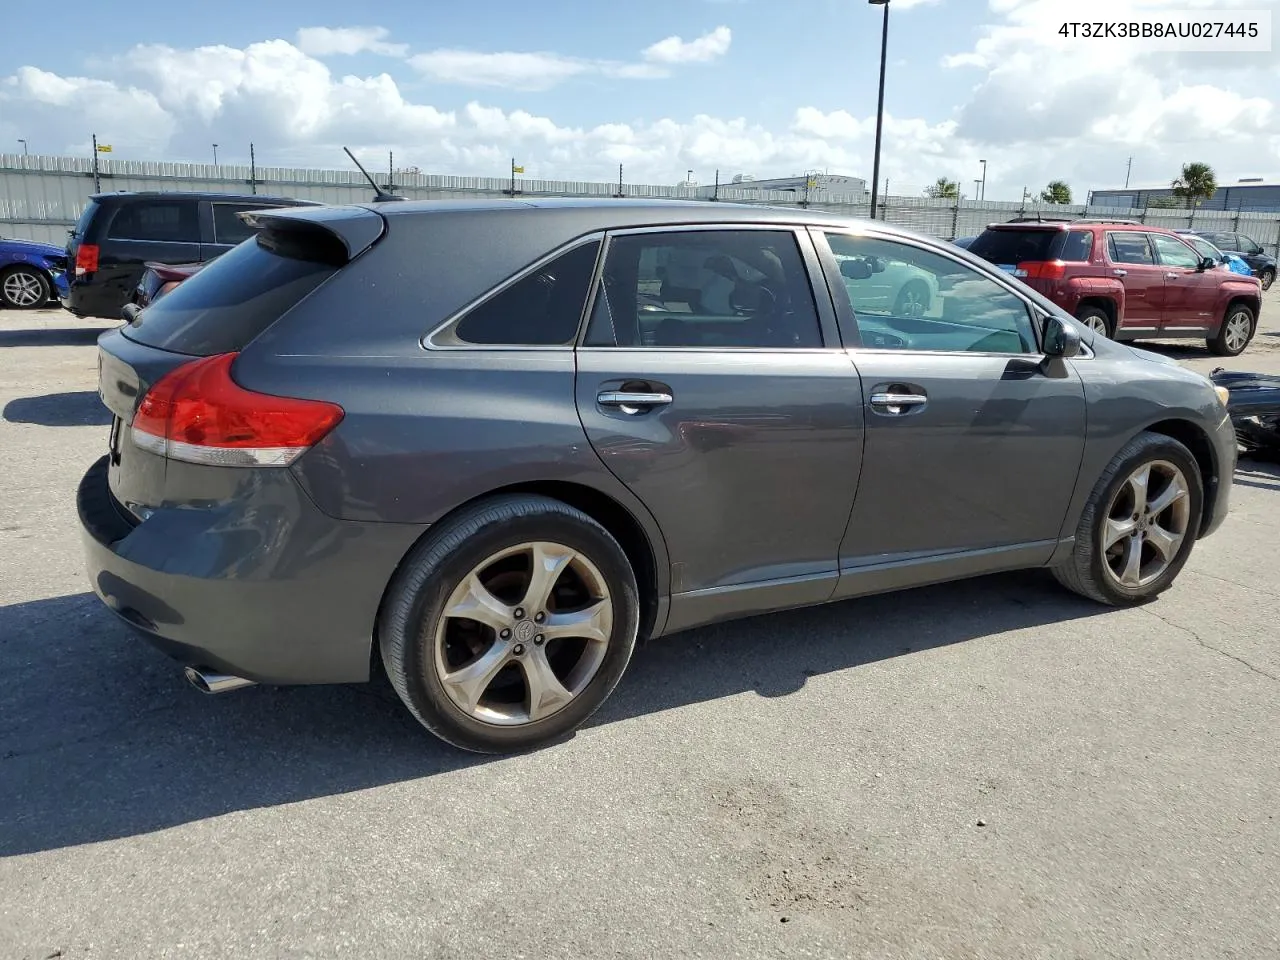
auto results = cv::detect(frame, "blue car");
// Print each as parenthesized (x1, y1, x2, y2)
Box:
(1175, 231, 1254, 279)
(0, 236, 68, 309)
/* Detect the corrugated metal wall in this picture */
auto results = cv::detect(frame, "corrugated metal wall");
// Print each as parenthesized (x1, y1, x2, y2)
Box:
(4, 153, 1279, 255)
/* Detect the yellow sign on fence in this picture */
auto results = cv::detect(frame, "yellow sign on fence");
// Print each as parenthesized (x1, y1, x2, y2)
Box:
(96, 144, 113, 153)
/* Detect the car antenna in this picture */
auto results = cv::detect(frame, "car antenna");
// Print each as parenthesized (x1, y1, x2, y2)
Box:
(343, 146, 406, 203)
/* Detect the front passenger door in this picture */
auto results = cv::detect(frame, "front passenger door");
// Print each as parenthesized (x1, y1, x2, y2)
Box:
(814, 230, 1087, 595)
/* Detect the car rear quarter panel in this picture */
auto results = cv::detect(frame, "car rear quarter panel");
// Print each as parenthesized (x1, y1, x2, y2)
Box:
(1061, 276, 1124, 315)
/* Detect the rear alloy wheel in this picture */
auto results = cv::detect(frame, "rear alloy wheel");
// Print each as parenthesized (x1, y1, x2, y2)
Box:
(1260, 268, 1274, 292)
(893, 281, 930, 317)
(1076, 306, 1113, 338)
(0, 266, 49, 309)
(1207, 304, 1255, 357)
(1052, 432, 1202, 606)
(378, 494, 640, 753)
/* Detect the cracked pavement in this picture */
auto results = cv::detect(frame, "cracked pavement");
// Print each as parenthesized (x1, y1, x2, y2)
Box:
(2, 286, 1279, 960)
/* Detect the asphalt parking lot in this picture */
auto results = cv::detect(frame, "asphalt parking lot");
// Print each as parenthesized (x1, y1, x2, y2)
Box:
(2, 293, 1279, 960)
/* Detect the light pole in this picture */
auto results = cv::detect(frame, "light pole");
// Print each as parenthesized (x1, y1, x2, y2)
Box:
(868, 0, 891, 220)
(18, 139, 28, 156)
(979, 159, 987, 201)
(212, 143, 219, 165)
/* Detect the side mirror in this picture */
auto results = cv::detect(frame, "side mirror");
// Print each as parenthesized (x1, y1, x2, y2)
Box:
(840, 259, 873, 281)
(1197, 256, 1216, 272)
(1042, 315, 1082, 359)
(869, 256, 887, 274)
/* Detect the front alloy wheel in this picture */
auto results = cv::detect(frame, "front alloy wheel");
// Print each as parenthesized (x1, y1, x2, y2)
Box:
(1099, 461, 1191, 589)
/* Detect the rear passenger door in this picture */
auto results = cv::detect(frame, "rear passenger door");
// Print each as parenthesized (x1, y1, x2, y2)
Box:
(100, 197, 202, 307)
(1105, 232, 1163, 334)
(574, 226, 864, 632)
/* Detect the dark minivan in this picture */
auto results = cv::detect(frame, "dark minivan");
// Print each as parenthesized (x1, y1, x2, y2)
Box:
(62, 191, 316, 319)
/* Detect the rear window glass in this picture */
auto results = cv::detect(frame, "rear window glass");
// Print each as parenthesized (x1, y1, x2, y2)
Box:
(213, 204, 263, 246)
(1061, 231, 1093, 261)
(73, 200, 100, 238)
(108, 200, 200, 243)
(122, 225, 344, 356)
(968, 228, 1062, 265)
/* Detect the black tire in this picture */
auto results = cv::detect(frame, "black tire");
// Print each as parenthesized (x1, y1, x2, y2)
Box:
(378, 494, 640, 754)
(893, 280, 931, 317)
(1052, 431, 1203, 606)
(1207, 302, 1255, 357)
(1259, 268, 1274, 292)
(0, 265, 50, 310)
(1075, 306, 1114, 339)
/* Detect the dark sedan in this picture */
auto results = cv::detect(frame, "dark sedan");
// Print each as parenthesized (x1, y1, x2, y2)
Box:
(80, 199, 1236, 753)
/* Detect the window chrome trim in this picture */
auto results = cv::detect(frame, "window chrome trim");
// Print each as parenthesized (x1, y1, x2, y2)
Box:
(575, 223, 839, 352)
(421, 231, 607, 351)
(816, 225, 1048, 356)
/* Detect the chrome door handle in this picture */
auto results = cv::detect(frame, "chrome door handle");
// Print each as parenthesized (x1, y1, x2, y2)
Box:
(1111, 269, 1127, 277)
(870, 392, 928, 413)
(598, 390, 673, 414)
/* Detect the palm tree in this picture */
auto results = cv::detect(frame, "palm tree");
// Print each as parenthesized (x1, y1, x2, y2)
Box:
(1039, 180, 1072, 204)
(1171, 162, 1217, 207)
(924, 177, 960, 199)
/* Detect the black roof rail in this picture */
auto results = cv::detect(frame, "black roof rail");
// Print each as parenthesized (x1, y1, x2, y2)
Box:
(1003, 215, 1074, 224)
(1073, 217, 1142, 225)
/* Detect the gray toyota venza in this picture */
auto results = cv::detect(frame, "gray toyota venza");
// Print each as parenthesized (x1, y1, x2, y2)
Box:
(79, 199, 1238, 753)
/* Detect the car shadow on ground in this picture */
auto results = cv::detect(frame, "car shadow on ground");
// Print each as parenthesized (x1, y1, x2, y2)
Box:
(3, 391, 112, 427)
(0, 572, 1109, 856)
(0, 327, 107, 348)
(1234, 457, 1280, 491)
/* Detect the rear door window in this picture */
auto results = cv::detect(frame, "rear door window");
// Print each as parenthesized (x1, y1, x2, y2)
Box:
(1060, 231, 1093, 262)
(1107, 233, 1156, 265)
(107, 199, 200, 243)
(122, 225, 345, 356)
(212, 204, 267, 246)
(968, 229, 1062, 266)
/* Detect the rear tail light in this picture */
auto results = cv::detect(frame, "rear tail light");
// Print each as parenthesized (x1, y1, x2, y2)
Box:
(75, 244, 99, 276)
(131, 353, 344, 467)
(1014, 260, 1067, 280)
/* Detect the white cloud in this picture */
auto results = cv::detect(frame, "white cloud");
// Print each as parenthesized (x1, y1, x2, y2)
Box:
(296, 26, 407, 58)
(643, 26, 733, 64)
(409, 50, 591, 90)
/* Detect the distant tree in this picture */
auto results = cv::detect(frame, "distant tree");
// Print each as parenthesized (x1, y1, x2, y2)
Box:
(1171, 162, 1217, 207)
(1039, 180, 1072, 204)
(924, 177, 960, 199)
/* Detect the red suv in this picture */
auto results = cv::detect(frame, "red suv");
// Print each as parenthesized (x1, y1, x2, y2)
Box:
(968, 219, 1263, 356)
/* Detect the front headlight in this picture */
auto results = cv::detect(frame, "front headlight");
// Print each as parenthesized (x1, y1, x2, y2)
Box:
(1214, 385, 1231, 407)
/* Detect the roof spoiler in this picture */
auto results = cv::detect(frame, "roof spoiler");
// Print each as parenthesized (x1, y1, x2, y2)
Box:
(238, 205, 386, 261)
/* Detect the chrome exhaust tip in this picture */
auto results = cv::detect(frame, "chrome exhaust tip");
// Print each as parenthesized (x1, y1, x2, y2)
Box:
(184, 666, 256, 695)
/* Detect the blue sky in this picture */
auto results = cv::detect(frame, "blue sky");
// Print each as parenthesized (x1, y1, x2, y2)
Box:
(1, 0, 1276, 199)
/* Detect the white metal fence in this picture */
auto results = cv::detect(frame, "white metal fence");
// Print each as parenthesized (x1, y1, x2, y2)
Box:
(4, 153, 1279, 256)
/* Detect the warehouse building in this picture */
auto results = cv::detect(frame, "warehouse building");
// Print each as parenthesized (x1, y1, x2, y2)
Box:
(1089, 178, 1280, 213)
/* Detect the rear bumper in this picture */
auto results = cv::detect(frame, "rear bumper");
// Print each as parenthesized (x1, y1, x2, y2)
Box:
(62, 280, 123, 319)
(77, 455, 427, 684)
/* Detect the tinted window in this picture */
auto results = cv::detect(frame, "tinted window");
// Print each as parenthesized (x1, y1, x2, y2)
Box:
(584, 230, 821, 349)
(454, 241, 599, 346)
(1238, 235, 1263, 254)
(107, 200, 200, 243)
(1183, 235, 1222, 261)
(1201, 232, 1237, 250)
(1061, 231, 1094, 262)
(968, 228, 1061, 265)
(825, 233, 1035, 354)
(213, 204, 263, 246)
(123, 225, 344, 356)
(73, 200, 100, 238)
(1108, 233, 1155, 265)
(1151, 234, 1200, 268)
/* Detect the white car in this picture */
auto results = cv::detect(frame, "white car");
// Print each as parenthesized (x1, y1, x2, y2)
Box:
(834, 250, 940, 317)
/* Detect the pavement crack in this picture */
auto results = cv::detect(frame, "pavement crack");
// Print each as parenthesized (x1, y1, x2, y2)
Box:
(1140, 607, 1279, 683)
(1185, 569, 1280, 602)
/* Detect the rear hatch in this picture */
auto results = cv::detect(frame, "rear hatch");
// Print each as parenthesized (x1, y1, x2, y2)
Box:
(967, 226, 1068, 295)
(95, 207, 385, 520)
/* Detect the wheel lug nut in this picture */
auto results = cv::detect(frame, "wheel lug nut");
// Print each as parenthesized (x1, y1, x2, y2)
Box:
(534, 611, 545, 623)
(514, 607, 525, 619)
(500, 628, 511, 640)
(534, 635, 544, 645)
(513, 643, 526, 656)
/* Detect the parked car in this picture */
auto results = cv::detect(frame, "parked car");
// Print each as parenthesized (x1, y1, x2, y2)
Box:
(62, 191, 317, 320)
(128, 260, 208, 314)
(967, 220, 1263, 356)
(951, 236, 977, 249)
(80, 199, 1235, 754)
(1210, 368, 1280, 458)
(1186, 231, 1275, 291)
(0, 236, 68, 309)
(1174, 232, 1254, 277)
